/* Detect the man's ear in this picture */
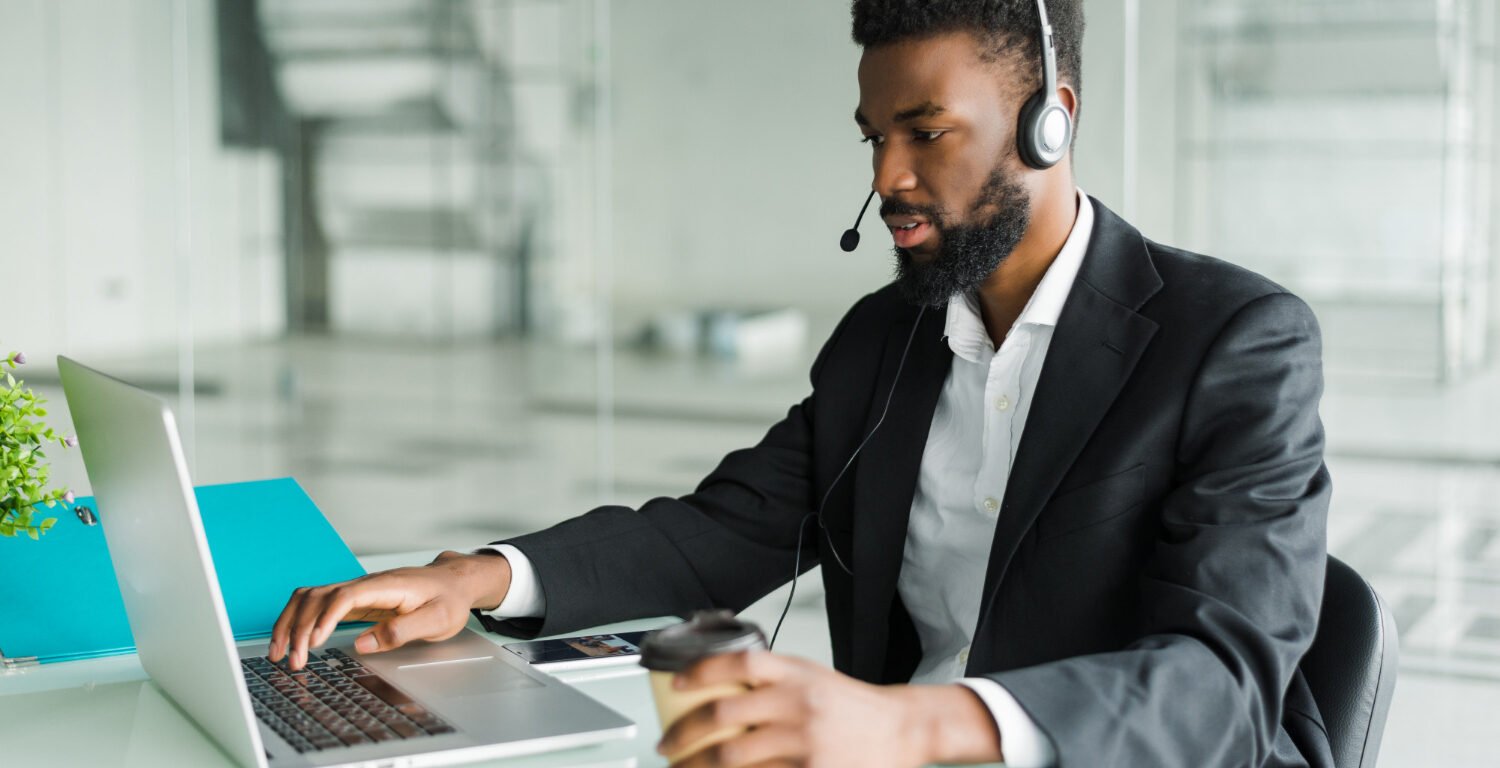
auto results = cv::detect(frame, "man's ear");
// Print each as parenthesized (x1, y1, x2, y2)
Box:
(1058, 83, 1078, 120)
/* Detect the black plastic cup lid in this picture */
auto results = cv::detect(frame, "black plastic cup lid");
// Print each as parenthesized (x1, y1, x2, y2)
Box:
(639, 610, 767, 672)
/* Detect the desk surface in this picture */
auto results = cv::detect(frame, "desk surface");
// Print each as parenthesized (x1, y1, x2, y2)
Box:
(0, 551, 673, 768)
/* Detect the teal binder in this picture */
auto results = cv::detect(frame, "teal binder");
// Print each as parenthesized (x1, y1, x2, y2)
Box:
(0, 477, 366, 666)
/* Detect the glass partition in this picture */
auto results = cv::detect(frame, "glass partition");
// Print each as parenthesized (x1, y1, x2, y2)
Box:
(1175, 0, 1496, 382)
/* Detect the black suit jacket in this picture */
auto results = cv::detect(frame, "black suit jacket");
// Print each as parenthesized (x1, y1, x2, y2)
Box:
(482, 198, 1335, 768)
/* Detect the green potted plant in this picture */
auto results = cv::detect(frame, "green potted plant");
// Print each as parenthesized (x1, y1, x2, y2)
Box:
(1, 349, 77, 540)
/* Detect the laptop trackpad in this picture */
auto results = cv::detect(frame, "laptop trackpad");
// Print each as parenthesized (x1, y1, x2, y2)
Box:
(395, 657, 542, 699)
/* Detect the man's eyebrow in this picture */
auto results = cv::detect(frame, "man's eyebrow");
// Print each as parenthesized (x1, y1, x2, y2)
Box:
(853, 102, 948, 128)
(893, 102, 946, 123)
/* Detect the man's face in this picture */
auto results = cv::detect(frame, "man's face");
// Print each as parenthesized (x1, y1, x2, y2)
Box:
(855, 32, 1037, 306)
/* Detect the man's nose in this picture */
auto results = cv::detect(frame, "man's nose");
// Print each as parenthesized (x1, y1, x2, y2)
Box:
(872, 144, 918, 198)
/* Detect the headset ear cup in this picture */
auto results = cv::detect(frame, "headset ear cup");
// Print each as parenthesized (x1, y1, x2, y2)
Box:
(1017, 90, 1072, 170)
(1017, 89, 1052, 170)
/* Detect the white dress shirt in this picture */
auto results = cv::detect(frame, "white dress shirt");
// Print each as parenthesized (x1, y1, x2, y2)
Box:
(903, 189, 1093, 767)
(479, 190, 1093, 768)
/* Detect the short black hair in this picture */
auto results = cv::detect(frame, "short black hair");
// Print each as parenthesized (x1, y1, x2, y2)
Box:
(850, 0, 1084, 110)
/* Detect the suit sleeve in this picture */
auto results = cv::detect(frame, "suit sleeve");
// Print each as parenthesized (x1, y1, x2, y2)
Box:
(474, 297, 868, 639)
(987, 292, 1330, 768)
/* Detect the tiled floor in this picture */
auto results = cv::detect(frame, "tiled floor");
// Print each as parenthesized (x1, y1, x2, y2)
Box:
(24, 334, 1500, 765)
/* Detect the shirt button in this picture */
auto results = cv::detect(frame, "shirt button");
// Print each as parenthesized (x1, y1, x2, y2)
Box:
(983, 497, 999, 513)
(994, 395, 1010, 411)
(958, 647, 970, 665)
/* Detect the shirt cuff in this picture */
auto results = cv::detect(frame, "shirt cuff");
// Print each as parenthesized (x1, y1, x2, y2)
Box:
(956, 677, 1056, 768)
(473, 544, 547, 618)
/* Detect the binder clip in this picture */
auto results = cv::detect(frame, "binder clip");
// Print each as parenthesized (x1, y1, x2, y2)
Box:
(75, 504, 97, 526)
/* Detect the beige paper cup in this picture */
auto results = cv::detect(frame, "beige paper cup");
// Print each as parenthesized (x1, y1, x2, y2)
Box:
(640, 611, 767, 765)
(648, 671, 751, 763)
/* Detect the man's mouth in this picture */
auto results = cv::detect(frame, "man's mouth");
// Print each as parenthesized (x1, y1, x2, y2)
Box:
(885, 216, 934, 249)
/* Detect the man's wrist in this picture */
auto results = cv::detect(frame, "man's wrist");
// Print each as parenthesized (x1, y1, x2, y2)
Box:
(464, 551, 512, 611)
(894, 684, 1003, 766)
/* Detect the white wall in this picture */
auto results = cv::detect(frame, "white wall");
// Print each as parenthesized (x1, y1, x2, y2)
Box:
(606, 1, 886, 333)
(0, 0, 283, 365)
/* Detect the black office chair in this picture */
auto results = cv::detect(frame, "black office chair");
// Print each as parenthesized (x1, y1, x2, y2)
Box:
(1299, 555, 1399, 768)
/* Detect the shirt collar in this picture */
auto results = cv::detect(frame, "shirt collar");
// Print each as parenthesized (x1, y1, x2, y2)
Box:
(943, 189, 1095, 363)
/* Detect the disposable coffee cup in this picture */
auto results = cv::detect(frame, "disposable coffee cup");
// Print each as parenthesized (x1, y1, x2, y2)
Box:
(640, 611, 767, 764)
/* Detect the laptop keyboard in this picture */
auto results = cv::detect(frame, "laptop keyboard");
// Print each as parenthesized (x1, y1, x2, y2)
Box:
(242, 648, 456, 753)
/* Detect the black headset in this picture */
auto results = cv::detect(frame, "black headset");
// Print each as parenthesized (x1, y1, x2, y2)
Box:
(840, 0, 1071, 253)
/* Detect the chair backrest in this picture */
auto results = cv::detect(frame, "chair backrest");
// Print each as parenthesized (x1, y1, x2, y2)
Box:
(1299, 555, 1399, 768)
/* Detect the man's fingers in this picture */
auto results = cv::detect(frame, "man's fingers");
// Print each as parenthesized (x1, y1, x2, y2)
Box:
(674, 727, 806, 768)
(310, 592, 361, 649)
(291, 575, 452, 665)
(715, 726, 809, 768)
(266, 559, 482, 666)
(305, 583, 416, 649)
(269, 588, 299, 662)
(287, 581, 393, 667)
(660, 687, 803, 760)
(270, 574, 365, 662)
(358, 600, 465, 654)
(344, 607, 400, 623)
(269, 586, 322, 662)
(678, 650, 798, 691)
(286, 587, 336, 668)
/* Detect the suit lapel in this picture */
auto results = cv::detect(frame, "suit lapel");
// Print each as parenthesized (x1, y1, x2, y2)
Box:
(976, 200, 1163, 633)
(848, 303, 950, 681)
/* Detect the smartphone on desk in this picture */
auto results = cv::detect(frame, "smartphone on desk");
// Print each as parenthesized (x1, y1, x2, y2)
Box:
(501, 631, 649, 672)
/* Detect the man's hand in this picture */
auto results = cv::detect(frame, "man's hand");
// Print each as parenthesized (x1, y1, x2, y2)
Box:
(658, 650, 1002, 767)
(268, 550, 511, 670)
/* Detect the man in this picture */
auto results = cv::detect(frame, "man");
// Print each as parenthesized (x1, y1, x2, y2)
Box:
(272, 2, 1334, 765)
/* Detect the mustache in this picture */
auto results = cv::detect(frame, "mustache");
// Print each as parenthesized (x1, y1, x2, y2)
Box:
(879, 198, 945, 223)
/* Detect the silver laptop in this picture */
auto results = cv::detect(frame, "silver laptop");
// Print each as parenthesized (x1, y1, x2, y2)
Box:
(58, 356, 636, 768)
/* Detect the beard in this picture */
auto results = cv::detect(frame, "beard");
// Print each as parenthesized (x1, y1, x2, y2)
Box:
(886, 163, 1031, 308)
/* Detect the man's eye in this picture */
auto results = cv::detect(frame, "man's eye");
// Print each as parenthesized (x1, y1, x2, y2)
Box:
(860, 135, 884, 147)
(915, 130, 946, 142)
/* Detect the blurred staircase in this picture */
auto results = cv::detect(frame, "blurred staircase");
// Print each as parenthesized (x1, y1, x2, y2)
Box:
(257, 0, 563, 338)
